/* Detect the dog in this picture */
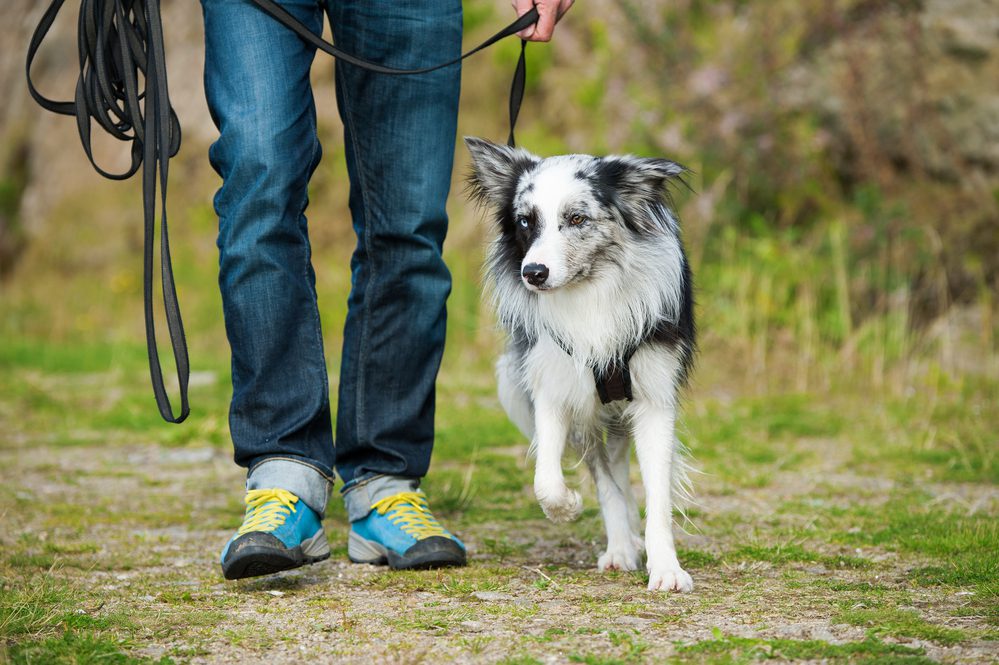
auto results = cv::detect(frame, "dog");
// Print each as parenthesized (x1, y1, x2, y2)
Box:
(465, 137, 697, 592)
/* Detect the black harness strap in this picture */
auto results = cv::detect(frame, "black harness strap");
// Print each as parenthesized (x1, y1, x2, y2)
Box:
(26, 0, 539, 423)
(547, 332, 637, 404)
(593, 354, 635, 404)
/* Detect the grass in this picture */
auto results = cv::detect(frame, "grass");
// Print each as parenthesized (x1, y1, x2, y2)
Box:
(1, 328, 995, 661)
(833, 607, 966, 646)
(727, 543, 870, 570)
(674, 634, 935, 664)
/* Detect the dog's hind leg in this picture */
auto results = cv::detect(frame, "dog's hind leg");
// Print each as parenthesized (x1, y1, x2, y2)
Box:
(497, 351, 534, 440)
(633, 403, 693, 592)
(606, 429, 643, 550)
(585, 434, 642, 572)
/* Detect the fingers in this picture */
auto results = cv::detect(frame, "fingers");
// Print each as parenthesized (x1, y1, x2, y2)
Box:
(513, 0, 574, 42)
(512, 0, 537, 40)
(533, 1, 558, 42)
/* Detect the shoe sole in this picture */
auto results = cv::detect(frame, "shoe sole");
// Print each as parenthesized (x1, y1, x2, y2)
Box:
(222, 530, 330, 580)
(348, 531, 466, 570)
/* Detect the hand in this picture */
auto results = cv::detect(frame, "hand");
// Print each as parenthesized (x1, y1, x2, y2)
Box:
(513, 0, 574, 42)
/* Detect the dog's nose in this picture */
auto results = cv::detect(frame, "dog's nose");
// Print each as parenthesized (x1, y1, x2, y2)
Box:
(522, 263, 550, 286)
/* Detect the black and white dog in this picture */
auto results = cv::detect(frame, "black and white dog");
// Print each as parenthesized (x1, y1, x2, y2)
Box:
(465, 137, 697, 592)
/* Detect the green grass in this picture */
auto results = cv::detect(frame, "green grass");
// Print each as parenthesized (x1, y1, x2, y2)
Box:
(0, 572, 175, 665)
(851, 375, 999, 484)
(674, 634, 935, 664)
(6, 632, 175, 665)
(1, 332, 995, 658)
(834, 607, 966, 646)
(728, 543, 870, 570)
(836, 498, 998, 587)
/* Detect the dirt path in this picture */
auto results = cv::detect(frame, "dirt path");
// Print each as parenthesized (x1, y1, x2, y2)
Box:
(2, 435, 996, 664)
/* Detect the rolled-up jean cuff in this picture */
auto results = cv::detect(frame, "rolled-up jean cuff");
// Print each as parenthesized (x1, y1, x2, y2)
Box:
(247, 458, 332, 517)
(342, 474, 420, 522)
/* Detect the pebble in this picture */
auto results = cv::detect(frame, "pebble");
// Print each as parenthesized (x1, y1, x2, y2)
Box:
(472, 591, 514, 602)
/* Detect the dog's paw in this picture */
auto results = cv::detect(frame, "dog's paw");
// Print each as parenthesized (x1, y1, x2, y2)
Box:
(647, 565, 694, 593)
(536, 487, 583, 523)
(597, 546, 642, 572)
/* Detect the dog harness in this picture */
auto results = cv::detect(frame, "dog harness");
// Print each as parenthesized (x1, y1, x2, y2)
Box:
(546, 335, 637, 404)
(546, 318, 686, 404)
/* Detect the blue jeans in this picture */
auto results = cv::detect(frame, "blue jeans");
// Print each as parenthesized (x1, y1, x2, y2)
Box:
(201, 0, 462, 515)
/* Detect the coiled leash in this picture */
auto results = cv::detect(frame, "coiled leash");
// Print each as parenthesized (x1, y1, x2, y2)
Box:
(26, 0, 539, 423)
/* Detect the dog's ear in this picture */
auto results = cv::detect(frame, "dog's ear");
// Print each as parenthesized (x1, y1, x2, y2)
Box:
(465, 137, 539, 208)
(593, 156, 688, 233)
(595, 156, 687, 204)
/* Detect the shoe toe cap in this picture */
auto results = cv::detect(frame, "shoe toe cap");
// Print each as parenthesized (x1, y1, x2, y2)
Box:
(221, 531, 287, 564)
(396, 535, 467, 569)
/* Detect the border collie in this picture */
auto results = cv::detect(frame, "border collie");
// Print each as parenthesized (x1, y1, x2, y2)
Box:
(465, 137, 697, 592)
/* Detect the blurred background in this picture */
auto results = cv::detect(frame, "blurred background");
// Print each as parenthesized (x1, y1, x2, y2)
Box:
(1, 0, 996, 477)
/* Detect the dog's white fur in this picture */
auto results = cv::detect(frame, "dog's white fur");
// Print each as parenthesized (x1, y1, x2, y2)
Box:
(466, 138, 697, 592)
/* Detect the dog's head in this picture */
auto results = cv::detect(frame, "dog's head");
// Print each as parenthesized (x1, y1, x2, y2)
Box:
(465, 137, 685, 293)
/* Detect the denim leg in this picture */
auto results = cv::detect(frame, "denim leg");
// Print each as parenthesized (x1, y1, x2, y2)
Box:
(202, 0, 335, 497)
(327, 0, 463, 488)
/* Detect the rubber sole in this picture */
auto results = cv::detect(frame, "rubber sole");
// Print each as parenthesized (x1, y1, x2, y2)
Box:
(348, 532, 466, 570)
(221, 530, 330, 580)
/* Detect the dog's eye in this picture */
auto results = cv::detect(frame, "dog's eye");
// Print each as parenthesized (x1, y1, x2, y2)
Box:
(568, 213, 587, 226)
(517, 216, 529, 229)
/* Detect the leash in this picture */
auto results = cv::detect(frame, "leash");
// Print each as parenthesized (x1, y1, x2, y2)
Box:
(26, 0, 539, 423)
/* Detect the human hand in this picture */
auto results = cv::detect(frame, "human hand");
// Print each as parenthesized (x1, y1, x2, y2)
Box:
(512, 0, 574, 42)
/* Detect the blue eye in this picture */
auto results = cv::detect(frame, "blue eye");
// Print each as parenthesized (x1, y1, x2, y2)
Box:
(517, 216, 529, 229)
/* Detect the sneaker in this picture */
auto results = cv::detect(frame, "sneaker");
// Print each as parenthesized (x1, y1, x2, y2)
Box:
(348, 491, 466, 570)
(220, 488, 330, 580)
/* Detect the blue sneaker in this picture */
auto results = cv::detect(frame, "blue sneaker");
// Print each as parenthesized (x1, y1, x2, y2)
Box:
(348, 491, 466, 570)
(220, 488, 330, 580)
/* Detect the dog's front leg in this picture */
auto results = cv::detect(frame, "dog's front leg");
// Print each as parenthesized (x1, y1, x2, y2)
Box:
(532, 396, 583, 523)
(633, 405, 693, 592)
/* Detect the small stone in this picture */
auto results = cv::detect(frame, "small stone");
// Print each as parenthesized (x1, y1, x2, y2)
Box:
(459, 620, 484, 632)
(266, 590, 284, 597)
(472, 591, 514, 602)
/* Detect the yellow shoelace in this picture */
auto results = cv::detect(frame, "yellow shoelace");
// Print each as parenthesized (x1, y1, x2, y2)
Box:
(371, 491, 448, 540)
(237, 488, 299, 536)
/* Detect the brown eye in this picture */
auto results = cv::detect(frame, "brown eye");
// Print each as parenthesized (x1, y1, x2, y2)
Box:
(569, 213, 587, 226)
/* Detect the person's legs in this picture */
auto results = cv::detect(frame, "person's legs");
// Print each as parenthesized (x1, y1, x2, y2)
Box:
(202, 0, 333, 578)
(327, 0, 466, 567)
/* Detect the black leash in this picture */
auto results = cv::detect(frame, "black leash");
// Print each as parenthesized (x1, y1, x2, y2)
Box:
(248, 0, 535, 146)
(26, 0, 538, 423)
